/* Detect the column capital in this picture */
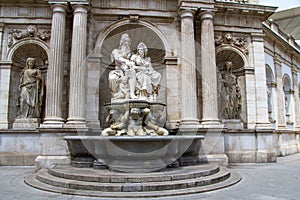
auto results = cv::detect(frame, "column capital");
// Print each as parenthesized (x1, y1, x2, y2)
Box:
(71, 2, 90, 13)
(50, 3, 68, 13)
(179, 9, 195, 19)
(199, 9, 215, 20)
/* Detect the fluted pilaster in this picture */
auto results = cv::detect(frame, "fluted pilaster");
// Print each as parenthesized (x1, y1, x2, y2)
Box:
(200, 11, 220, 126)
(67, 4, 89, 127)
(179, 9, 199, 128)
(42, 3, 67, 126)
(274, 56, 286, 129)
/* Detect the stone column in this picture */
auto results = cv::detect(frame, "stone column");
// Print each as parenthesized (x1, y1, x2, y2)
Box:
(274, 55, 286, 129)
(199, 10, 220, 126)
(179, 9, 199, 129)
(251, 33, 271, 129)
(42, 3, 68, 127)
(66, 3, 89, 127)
(292, 66, 300, 130)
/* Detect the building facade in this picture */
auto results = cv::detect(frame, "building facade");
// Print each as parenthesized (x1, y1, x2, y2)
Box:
(0, 0, 299, 168)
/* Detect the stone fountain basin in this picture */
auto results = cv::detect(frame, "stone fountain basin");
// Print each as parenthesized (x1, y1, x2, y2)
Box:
(64, 135, 204, 173)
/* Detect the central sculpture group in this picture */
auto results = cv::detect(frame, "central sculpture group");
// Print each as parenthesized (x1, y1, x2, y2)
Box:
(101, 33, 168, 137)
(109, 33, 161, 101)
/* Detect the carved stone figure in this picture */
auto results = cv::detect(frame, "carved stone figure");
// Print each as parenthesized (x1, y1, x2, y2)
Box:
(110, 33, 137, 99)
(218, 61, 241, 119)
(131, 42, 161, 100)
(18, 57, 44, 118)
(109, 34, 162, 101)
(144, 108, 168, 136)
(101, 33, 167, 136)
(112, 76, 130, 100)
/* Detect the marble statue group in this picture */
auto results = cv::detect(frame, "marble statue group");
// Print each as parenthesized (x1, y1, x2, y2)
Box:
(109, 33, 161, 101)
(101, 33, 168, 136)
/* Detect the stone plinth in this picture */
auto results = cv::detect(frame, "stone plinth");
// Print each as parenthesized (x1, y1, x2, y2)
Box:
(13, 118, 40, 129)
(222, 119, 244, 130)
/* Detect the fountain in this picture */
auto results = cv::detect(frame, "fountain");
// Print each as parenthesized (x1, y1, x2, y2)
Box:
(25, 33, 241, 197)
(64, 34, 204, 172)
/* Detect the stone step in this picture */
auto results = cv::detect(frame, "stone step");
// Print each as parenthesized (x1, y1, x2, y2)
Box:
(35, 167, 231, 192)
(25, 170, 241, 198)
(48, 163, 220, 183)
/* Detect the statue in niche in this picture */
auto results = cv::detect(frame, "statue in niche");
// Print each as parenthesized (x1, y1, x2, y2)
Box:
(109, 34, 161, 101)
(110, 33, 138, 99)
(102, 33, 168, 136)
(218, 61, 241, 119)
(17, 57, 44, 118)
(131, 42, 161, 100)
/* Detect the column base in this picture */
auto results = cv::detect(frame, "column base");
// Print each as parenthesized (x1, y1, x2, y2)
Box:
(200, 119, 223, 129)
(66, 117, 87, 128)
(179, 118, 199, 133)
(40, 117, 65, 128)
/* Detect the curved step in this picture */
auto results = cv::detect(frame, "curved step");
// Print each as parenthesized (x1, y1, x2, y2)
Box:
(25, 170, 241, 198)
(34, 166, 230, 192)
(48, 164, 220, 183)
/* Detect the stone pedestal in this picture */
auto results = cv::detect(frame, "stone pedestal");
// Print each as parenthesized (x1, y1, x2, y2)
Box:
(13, 118, 40, 129)
(222, 119, 244, 130)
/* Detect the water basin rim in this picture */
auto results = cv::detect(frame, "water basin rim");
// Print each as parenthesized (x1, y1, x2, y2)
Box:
(63, 135, 205, 141)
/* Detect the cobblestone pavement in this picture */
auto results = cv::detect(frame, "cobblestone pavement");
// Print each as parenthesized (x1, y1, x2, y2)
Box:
(1, 153, 300, 200)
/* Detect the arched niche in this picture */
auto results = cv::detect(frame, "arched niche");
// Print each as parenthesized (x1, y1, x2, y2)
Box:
(8, 42, 48, 127)
(282, 74, 292, 116)
(215, 47, 247, 123)
(94, 22, 167, 128)
(265, 65, 274, 84)
(265, 64, 276, 122)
